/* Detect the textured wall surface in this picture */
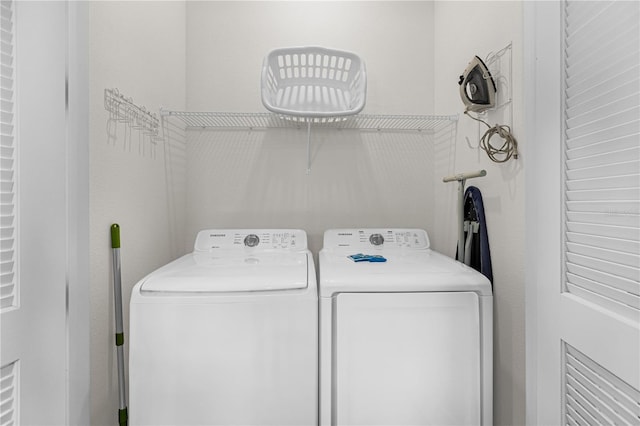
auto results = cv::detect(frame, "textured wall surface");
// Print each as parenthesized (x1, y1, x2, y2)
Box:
(185, 1, 437, 255)
(434, 2, 526, 425)
(89, 2, 186, 425)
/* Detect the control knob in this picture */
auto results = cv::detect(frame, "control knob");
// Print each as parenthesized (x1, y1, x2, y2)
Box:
(244, 234, 260, 247)
(369, 233, 384, 246)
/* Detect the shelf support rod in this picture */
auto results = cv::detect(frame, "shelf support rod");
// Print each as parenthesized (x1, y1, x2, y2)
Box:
(306, 121, 312, 174)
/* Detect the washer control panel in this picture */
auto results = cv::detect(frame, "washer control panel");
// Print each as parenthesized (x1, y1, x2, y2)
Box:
(324, 229, 430, 250)
(195, 229, 307, 251)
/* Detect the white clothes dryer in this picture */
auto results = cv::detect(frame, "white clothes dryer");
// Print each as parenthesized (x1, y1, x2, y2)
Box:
(319, 228, 492, 426)
(129, 229, 317, 425)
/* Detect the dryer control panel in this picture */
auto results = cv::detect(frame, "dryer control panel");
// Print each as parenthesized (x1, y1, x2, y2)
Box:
(194, 229, 308, 251)
(323, 229, 430, 250)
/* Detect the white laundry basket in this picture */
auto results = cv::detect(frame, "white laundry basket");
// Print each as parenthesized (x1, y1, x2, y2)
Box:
(261, 46, 367, 120)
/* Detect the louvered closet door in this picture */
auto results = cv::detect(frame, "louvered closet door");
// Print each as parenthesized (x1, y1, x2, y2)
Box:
(564, 0, 640, 323)
(0, 0, 17, 312)
(528, 0, 640, 424)
(561, 1, 640, 422)
(0, 1, 69, 424)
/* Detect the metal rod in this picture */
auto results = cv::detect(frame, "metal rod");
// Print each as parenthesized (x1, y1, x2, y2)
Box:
(464, 221, 474, 265)
(111, 224, 128, 426)
(457, 180, 466, 262)
(306, 121, 311, 174)
(442, 169, 487, 183)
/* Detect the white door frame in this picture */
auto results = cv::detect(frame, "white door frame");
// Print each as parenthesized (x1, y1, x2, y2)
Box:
(67, 1, 90, 424)
(524, 3, 564, 423)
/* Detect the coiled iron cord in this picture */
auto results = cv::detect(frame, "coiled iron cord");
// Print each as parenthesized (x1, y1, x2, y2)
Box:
(464, 111, 519, 163)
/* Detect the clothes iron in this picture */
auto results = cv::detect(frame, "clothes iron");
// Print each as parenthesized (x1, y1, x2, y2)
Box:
(458, 56, 497, 113)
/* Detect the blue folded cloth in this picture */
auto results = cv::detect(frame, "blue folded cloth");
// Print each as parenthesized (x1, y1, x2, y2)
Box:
(348, 253, 387, 263)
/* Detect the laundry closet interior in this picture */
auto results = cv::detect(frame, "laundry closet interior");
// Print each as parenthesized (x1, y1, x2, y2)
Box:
(87, 2, 526, 425)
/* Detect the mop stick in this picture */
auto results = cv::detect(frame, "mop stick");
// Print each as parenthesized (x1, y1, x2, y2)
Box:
(443, 170, 486, 263)
(111, 224, 128, 426)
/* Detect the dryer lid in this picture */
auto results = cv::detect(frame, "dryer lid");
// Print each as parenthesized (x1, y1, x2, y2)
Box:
(319, 228, 491, 297)
(319, 249, 491, 296)
(140, 251, 309, 293)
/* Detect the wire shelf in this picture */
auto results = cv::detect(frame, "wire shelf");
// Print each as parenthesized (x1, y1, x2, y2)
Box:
(160, 109, 458, 173)
(160, 110, 457, 132)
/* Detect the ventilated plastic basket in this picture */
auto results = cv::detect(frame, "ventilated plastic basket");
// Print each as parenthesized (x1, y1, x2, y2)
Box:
(261, 46, 367, 120)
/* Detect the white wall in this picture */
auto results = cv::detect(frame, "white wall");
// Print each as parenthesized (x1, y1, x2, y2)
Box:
(88, 2, 186, 425)
(187, 1, 434, 115)
(433, 2, 525, 425)
(184, 1, 437, 254)
(85, 2, 526, 425)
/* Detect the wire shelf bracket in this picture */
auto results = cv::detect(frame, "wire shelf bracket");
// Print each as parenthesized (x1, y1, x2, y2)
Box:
(104, 88, 161, 156)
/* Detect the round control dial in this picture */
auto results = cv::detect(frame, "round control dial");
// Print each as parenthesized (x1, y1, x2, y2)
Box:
(243, 234, 260, 247)
(369, 233, 384, 246)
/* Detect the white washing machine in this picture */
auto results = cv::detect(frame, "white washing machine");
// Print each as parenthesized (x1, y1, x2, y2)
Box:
(319, 228, 492, 426)
(129, 229, 317, 425)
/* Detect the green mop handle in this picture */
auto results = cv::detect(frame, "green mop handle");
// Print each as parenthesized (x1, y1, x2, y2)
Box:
(111, 224, 128, 426)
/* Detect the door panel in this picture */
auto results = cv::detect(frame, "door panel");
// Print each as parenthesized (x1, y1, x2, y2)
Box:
(526, 1, 640, 423)
(563, 343, 640, 425)
(334, 292, 481, 426)
(0, 2, 68, 424)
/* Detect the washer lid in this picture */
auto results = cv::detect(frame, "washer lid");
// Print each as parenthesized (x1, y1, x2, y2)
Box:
(140, 251, 309, 293)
